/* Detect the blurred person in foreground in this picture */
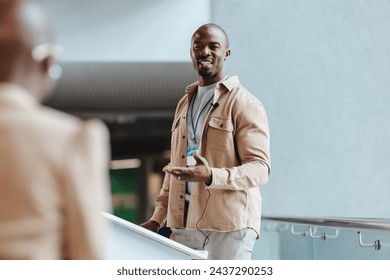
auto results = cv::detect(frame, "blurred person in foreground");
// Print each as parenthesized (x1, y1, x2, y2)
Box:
(0, 0, 112, 259)
(141, 23, 270, 260)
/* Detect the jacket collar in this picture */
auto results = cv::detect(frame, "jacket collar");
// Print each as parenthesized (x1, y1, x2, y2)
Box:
(220, 75, 240, 92)
(185, 75, 240, 104)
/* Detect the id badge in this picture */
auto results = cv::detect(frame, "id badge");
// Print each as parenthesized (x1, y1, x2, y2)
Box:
(186, 146, 199, 166)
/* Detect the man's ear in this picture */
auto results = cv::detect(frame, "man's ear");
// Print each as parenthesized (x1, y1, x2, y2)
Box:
(224, 49, 231, 60)
(40, 56, 52, 76)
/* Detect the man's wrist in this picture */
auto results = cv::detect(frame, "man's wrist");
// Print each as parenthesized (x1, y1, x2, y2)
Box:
(205, 169, 213, 186)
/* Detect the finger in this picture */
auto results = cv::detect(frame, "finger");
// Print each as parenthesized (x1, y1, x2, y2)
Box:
(170, 167, 189, 174)
(164, 166, 185, 174)
(193, 151, 206, 166)
(171, 170, 183, 176)
(162, 165, 172, 172)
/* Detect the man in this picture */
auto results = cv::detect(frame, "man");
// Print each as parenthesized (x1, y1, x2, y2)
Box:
(0, 0, 111, 259)
(141, 23, 270, 260)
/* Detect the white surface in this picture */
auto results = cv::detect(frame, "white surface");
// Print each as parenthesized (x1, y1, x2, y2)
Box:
(103, 212, 208, 260)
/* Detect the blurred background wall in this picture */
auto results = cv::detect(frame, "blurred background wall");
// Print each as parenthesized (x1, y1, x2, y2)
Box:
(40, 0, 390, 222)
(39, 0, 210, 61)
(212, 0, 390, 218)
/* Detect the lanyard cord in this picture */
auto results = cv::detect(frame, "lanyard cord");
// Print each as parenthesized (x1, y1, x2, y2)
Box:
(190, 93, 214, 143)
(189, 75, 229, 144)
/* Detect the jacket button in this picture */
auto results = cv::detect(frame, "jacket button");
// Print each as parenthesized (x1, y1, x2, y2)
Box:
(220, 124, 224, 127)
(182, 136, 185, 139)
(181, 155, 185, 158)
(180, 195, 184, 199)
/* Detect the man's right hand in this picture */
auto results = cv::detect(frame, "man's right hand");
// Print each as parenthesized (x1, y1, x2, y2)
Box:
(139, 220, 160, 233)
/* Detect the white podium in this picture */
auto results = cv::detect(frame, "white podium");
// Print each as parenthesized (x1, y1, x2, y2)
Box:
(103, 212, 208, 260)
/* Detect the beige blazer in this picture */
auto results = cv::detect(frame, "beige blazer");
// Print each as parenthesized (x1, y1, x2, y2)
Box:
(0, 83, 112, 259)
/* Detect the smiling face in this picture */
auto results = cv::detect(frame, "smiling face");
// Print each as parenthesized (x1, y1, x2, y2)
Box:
(190, 24, 230, 86)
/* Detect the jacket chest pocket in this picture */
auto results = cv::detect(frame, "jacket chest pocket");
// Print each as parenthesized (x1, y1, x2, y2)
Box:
(206, 117, 234, 152)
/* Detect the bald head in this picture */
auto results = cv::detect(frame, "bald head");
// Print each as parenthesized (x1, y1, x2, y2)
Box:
(0, 0, 57, 99)
(192, 23, 229, 49)
(0, 0, 48, 59)
(0, 0, 51, 57)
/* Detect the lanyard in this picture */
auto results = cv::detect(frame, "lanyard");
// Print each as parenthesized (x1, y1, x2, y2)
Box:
(189, 75, 230, 144)
(190, 93, 214, 144)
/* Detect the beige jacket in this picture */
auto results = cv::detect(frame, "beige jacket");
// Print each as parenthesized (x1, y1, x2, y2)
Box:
(151, 76, 270, 234)
(0, 83, 112, 259)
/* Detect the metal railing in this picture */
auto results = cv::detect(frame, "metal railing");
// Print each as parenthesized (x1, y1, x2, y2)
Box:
(262, 216, 390, 251)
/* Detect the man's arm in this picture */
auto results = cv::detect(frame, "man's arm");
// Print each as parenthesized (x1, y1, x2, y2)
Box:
(139, 167, 171, 232)
(209, 100, 270, 190)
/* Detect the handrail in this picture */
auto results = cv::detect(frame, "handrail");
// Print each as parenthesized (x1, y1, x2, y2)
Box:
(262, 216, 390, 233)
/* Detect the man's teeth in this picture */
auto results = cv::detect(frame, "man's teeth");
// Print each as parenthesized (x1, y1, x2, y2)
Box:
(199, 59, 212, 64)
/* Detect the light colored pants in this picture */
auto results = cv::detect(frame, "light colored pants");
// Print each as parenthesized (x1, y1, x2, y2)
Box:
(170, 227, 258, 260)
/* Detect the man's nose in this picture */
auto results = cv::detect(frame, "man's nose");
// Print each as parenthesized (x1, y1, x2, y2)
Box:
(200, 46, 211, 56)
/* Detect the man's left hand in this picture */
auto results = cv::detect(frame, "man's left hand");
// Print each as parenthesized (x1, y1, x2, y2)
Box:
(163, 151, 212, 185)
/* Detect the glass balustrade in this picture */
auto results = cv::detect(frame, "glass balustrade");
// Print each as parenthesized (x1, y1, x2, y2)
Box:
(253, 216, 390, 260)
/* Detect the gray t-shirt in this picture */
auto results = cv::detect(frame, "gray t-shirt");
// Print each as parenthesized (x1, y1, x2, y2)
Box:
(185, 82, 217, 200)
(185, 75, 230, 200)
